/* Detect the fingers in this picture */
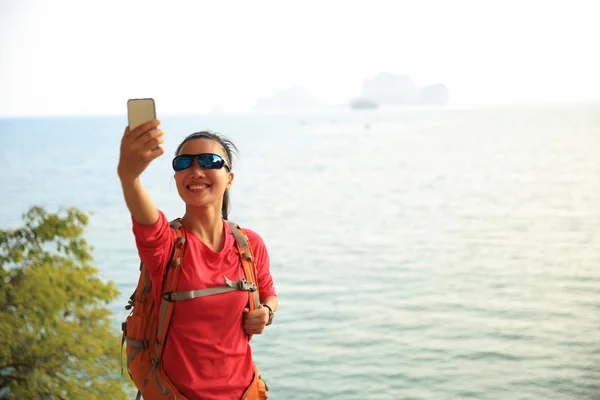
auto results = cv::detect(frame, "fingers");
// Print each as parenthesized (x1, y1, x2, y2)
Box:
(128, 119, 160, 137)
(122, 126, 164, 153)
(147, 144, 165, 161)
(242, 308, 269, 334)
(142, 129, 165, 150)
(118, 120, 163, 181)
(244, 308, 267, 320)
(244, 322, 266, 335)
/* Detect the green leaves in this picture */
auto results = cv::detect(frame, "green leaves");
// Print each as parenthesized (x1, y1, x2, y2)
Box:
(0, 206, 131, 399)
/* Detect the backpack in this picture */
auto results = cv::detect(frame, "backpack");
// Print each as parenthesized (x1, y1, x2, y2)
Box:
(120, 219, 269, 399)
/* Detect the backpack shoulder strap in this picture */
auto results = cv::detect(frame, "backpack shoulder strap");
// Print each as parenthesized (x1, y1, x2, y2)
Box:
(154, 219, 187, 358)
(226, 220, 260, 311)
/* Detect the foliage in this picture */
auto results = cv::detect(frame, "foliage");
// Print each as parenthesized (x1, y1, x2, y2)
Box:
(0, 206, 131, 399)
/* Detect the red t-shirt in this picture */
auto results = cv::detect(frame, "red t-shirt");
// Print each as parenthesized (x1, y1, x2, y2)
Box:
(131, 211, 277, 400)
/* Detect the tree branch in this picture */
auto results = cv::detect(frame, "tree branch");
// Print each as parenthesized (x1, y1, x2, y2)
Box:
(4, 374, 27, 383)
(0, 363, 31, 370)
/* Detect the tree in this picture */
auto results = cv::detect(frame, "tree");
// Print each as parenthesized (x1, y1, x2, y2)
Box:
(0, 206, 131, 399)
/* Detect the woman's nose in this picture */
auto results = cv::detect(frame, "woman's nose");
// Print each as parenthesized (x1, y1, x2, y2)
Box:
(187, 159, 207, 175)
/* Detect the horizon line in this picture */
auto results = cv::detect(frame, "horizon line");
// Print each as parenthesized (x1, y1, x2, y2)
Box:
(1, 99, 600, 120)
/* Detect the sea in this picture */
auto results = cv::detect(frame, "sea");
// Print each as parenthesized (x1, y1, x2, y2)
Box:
(1, 103, 599, 399)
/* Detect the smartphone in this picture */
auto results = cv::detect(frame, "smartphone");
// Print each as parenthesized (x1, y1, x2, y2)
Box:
(127, 98, 156, 131)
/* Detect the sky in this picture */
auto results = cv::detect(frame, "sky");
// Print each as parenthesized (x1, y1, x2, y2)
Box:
(1, 0, 599, 117)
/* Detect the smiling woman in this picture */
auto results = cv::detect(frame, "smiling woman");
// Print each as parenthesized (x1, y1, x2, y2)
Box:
(117, 121, 278, 400)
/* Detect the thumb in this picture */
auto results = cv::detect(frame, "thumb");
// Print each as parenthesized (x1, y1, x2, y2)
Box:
(243, 307, 250, 313)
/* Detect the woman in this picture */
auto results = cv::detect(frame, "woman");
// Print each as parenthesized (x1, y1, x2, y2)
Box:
(118, 119, 278, 400)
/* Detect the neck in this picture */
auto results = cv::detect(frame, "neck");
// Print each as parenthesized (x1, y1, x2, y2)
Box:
(180, 205, 224, 252)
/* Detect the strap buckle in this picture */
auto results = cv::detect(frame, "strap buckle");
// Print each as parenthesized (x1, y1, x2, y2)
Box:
(237, 279, 257, 292)
(162, 292, 174, 302)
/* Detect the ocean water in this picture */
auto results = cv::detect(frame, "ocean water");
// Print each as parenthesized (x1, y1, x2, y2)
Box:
(1, 104, 599, 399)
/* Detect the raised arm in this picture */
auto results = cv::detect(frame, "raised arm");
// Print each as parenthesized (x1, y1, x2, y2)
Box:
(117, 119, 165, 225)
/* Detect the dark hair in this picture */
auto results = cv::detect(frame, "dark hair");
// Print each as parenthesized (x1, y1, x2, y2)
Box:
(175, 131, 238, 220)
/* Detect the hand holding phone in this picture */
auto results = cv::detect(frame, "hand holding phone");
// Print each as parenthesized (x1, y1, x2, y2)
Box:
(118, 99, 164, 183)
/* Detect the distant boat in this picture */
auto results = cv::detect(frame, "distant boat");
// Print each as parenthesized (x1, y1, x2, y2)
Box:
(349, 98, 378, 110)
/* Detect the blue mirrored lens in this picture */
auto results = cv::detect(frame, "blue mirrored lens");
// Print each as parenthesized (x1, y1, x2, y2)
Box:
(198, 154, 224, 169)
(173, 155, 194, 171)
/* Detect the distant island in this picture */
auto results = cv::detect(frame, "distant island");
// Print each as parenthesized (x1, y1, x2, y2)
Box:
(252, 72, 450, 112)
(350, 72, 449, 109)
(349, 98, 379, 109)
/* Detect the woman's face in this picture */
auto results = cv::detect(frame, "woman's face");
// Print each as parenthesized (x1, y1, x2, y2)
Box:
(174, 138, 234, 209)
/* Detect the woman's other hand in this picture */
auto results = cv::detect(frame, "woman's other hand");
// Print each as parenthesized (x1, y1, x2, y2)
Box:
(242, 306, 270, 335)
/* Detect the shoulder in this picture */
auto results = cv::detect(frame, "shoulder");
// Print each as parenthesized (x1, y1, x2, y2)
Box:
(132, 209, 172, 239)
(238, 227, 270, 269)
(226, 221, 267, 250)
(242, 228, 266, 249)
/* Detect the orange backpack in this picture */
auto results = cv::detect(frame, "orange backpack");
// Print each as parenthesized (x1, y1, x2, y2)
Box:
(120, 219, 269, 400)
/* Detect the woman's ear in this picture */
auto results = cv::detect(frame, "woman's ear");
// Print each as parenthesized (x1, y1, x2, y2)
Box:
(226, 171, 235, 189)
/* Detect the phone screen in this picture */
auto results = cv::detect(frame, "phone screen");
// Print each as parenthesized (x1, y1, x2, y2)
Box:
(127, 98, 156, 130)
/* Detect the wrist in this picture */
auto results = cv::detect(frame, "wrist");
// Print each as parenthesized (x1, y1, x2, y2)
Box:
(119, 174, 140, 186)
(262, 304, 274, 326)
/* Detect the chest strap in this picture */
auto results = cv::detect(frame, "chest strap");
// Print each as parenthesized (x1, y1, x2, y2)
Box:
(162, 276, 257, 302)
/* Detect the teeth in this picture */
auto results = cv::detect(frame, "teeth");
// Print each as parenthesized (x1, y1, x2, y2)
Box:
(189, 184, 208, 190)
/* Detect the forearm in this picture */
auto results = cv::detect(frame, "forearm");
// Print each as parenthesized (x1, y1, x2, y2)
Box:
(120, 177, 159, 225)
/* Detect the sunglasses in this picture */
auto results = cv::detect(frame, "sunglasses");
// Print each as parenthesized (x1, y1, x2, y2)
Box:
(172, 153, 230, 172)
